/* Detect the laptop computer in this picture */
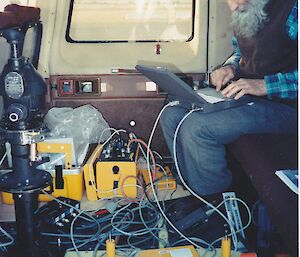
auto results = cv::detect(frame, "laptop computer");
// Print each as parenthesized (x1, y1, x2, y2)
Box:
(136, 64, 257, 112)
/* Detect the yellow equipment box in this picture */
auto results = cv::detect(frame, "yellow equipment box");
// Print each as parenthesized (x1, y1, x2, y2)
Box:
(138, 245, 199, 257)
(83, 144, 103, 201)
(83, 139, 138, 201)
(96, 161, 137, 199)
(141, 166, 177, 191)
(1, 168, 84, 204)
(83, 150, 138, 200)
(1, 138, 84, 204)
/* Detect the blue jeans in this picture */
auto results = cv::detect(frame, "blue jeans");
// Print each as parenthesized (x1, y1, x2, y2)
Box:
(160, 100, 297, 196)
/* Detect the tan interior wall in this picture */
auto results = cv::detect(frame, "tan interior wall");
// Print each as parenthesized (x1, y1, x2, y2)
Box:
(38, 0, 209, 77)
(0, 39, 10, 74)
(208, 0, 234, 71)
(0, 1, 234, 77)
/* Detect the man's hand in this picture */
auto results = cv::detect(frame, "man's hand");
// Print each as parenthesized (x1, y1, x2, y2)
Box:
(221, 78, 267, 100)
(210, 65, 236, 91)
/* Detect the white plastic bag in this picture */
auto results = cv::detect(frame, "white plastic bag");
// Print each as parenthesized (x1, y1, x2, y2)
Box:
(44, 104, 111, 162)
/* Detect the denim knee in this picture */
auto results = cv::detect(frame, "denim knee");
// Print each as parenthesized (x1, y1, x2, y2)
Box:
(160, 106, 186, 132)
(178, 113, 210, 142)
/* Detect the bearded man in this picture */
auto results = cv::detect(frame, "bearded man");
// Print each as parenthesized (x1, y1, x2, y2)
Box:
(160, 0, 298, 196)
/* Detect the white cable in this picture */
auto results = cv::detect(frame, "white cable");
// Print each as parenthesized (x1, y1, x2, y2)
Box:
(202, 196, 252, 255)
(98, 127, 118, 144)
(0, 225, 14, 248)
(111, 202, 137, 236)
(172, 108, 252, 253)
(0, 152, 7, 167)
(111, 201, 160, 237)
(147, 102, 251, 252)
(41, 190, 102, 255)
(154, 163, 171, 198)
(152, 151, 163, 160)
(138, 187, 168, 246)
(69, 210, 85, 257)
(155, 164, 167, 177)
(145, 102, 213, 250)
(171, 109, 239, 243)
(129, 132, 148, 161)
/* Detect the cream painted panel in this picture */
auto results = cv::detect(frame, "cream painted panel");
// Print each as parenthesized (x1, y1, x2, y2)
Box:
(0, 39, 10, 74)
(37, 0, 58, 77)
(207, 0, 233, 71)
(40, 0, 208, 76)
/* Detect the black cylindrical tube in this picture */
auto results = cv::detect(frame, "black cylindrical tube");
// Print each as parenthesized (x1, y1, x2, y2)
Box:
(13, 191, 39, 257)
(11, 144, 32, 178)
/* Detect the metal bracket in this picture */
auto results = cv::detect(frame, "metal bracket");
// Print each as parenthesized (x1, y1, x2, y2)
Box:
(4, 129, 45, 145)
(222, 192, 247, 252)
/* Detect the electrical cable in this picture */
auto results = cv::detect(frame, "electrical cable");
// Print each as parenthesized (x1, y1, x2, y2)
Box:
(202, 197, 252, 256)
(147, 101, 252, 254)
(69, 210, 86, 256)
(250, 200, 260, 226)
(170, 107, 252, 254)
(40, 101, 251, 256)
(40, 189, 168, 255)
(0, 225, 14, 248)
(127, 138, 156, 180)
(111, 202, 161, 237)
(128, 132, 147, 164)
(145, 102, 213, 250)
(152, 151, 163, 160)
(98, 127, 117, 144)
(0, 151, 7, 167)
(138, 188, 168, 246)
(171, 109, 238, 237)
(41, 190, 102, 256)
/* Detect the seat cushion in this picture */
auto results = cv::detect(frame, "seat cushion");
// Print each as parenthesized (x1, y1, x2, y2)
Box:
(0, 4, 40, 30)
(228, 133, 298, 257)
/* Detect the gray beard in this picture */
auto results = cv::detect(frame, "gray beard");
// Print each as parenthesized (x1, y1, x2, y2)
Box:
(231, 0, 270, 38)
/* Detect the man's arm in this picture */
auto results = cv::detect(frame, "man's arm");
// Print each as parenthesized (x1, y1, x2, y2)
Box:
(222, 37, 298, 100)
(210, 37, 240, 91)
(223, 36, 241, 71)
(265, 1, 298, 100)
(222, 1, 298, 100)
(265, 70, 298, 100)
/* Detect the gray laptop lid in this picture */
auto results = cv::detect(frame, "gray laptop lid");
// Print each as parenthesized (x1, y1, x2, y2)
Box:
(136, 64, 256, 112)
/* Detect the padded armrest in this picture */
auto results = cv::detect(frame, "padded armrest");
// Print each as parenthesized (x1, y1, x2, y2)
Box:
(228, 133, 298, 257)
(0, 11, 19, 29)
(4, 4, 40, 24)
(0, 4, 40, 30)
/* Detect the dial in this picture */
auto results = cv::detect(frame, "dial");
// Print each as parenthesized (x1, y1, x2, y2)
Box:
(5, 72, 24, 99)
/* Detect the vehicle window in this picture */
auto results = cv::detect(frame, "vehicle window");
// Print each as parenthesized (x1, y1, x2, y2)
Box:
(67, 0, 195, 43)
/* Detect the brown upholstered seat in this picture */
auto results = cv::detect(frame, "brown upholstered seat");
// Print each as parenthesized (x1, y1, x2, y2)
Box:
(0, 4, 40, 30)
(228, 134, 298, 257)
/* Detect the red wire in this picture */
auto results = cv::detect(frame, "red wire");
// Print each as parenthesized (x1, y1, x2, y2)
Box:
(127, 138, 156, 180)
(94, 209, 109, 215)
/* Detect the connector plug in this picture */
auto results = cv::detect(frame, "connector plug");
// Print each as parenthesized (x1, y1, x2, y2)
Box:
(168, 100, 179, 106)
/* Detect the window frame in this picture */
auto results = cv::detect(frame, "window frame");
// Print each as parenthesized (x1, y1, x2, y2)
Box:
(65, 0, 196, 43)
